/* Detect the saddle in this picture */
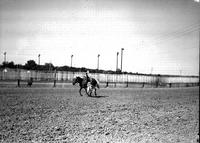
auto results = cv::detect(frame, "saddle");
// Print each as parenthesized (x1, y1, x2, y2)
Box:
(82, 76, 89, 88)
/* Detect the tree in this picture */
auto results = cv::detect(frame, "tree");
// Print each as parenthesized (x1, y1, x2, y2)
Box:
(2, 61, 8, 68)
(2, 61, 15, 68)
(24, 60, 37, 70)
(44, 63, 54, 71)
(7, 61, 15, 68)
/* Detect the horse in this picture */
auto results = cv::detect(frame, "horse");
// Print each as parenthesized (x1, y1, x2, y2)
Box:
(72, 76, 100, 96)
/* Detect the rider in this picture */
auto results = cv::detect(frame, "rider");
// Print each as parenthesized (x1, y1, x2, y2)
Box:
(85, 70, 93, 94)
(85, 70, 91, 84)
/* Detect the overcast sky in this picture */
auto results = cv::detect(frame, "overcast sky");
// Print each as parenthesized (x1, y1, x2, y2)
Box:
(0, 0, 199, 75)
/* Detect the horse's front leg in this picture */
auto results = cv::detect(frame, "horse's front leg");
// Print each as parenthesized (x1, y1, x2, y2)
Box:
(94, 88, 97, 96)
(79, 88, 83, 96)
(89, 88, 92, 96)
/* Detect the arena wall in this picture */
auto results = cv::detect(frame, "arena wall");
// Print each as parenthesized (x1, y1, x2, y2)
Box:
(0, 68, 199, 87)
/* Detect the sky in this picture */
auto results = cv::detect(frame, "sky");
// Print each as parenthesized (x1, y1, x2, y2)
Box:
(0, 0, 199, 75)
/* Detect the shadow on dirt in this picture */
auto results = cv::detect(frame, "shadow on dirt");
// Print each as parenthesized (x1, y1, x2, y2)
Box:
(89, 95, 109, 98)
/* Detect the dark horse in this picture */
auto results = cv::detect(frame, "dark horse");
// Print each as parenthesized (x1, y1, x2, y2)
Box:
(72, 76, 100, 96)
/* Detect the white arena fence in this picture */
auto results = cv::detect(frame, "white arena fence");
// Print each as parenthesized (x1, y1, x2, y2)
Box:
(0, 68, 199, 87)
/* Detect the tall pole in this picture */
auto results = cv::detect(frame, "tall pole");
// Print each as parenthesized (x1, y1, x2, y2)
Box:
(71, 54, 73, 67)
(97, 54, 100, 70)
(121, 48, 124, 72)
(116, 52, 119, 71)
(199, 27, 200, 77)
(38, 54, 40, 65)
(3, 52, 6, 63)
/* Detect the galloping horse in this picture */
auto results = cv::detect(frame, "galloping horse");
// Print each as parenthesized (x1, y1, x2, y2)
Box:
(72, 76, 100, 96)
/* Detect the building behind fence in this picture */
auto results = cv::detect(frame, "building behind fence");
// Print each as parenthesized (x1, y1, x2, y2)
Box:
(0, 68, 199, 88)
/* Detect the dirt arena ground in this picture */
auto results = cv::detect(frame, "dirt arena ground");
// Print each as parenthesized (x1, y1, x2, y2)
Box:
(0, 85, 199, 143)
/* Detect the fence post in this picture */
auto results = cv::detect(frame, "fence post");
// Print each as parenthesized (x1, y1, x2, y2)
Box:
(114, 74, 116, 87)
(17, 68, 20, 87)
(126, 74, 128, 87)
(53, 69, 57, 87)
(115, 74, 118, 88)
(105, 74, 108, 87)
(156, 75, 159, 88)
(142, 82, 145, 88)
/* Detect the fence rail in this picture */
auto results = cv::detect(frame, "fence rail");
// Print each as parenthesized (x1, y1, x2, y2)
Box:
(0, 68, 199, 88)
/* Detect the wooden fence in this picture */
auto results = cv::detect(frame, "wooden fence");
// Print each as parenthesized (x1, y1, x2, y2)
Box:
(0, 68, 199, 88)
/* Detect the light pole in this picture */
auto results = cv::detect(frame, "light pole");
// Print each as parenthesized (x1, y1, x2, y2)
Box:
(151, 67, 153, 74)
(38, 54, 40, 65)
(116, 52, 119, 71)
(197, 26, 200, 77)
(71, 54, 73, 67)
(121, 48, 124, 72)
(3, 52, 6, 63)
(97, 54, 100, 70)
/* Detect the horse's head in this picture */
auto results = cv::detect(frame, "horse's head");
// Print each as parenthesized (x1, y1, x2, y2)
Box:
(72, 76, 77, 85)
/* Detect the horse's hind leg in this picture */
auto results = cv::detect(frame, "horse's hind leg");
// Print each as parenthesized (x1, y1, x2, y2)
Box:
(79, 88, 83, 96)
(90, 89, 92, 96)
(85, 88, 91, 97)
(94, 88, 97, 96)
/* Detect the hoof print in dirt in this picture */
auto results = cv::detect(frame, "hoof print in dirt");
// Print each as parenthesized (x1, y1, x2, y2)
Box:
(105, 132, 110, 136)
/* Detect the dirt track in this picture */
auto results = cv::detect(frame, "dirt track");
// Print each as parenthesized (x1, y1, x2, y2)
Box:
(0, 86, 199, 143)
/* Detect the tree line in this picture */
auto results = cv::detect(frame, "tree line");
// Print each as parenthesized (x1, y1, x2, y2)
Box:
(1, 60, 197, 77)
(0, 60, 126, 74)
